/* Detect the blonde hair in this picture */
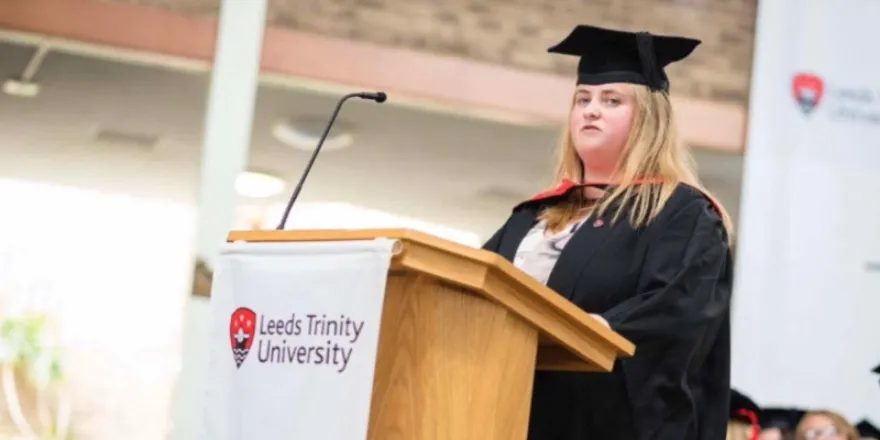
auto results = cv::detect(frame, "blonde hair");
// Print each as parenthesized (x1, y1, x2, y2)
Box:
(796, 411, 861, 440)
(539, 85, 734, 236)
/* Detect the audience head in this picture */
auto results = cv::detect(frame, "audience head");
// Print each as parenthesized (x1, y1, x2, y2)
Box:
(795, 410, 860, 440)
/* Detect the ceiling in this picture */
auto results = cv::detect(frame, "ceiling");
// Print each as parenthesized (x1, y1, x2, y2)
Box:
(0, 38, 743, 239)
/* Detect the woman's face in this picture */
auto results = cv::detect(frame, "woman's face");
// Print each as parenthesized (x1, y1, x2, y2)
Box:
(798, 414, 845, 440)
(568, 83, 637, 177)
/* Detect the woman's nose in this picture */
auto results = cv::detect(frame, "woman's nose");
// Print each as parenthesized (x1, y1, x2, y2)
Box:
(582, 106, 600, 120)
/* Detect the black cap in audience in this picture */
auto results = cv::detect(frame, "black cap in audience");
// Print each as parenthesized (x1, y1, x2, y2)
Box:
(730, 389, 761, 423)
(759, 408, 807, 431)
(857, 420, 880, 439)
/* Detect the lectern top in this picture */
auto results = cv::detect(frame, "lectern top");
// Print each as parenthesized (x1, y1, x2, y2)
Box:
(226, 228, 635, 372)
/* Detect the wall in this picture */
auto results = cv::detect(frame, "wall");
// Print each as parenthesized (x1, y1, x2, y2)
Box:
(112, 0, 757, 105)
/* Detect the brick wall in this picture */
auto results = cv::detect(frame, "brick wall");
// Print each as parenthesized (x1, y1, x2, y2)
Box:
(108, 0, 756, 106)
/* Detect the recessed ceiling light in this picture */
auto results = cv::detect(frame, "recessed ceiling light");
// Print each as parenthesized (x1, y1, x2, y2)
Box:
(272, 117, 354, 152)
(236, 170, 286, 199)
(2, 78, 40, 98)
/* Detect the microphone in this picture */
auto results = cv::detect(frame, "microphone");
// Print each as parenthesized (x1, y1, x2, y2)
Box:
(357, 91, 387, 103)
(275, 91, 388, 230)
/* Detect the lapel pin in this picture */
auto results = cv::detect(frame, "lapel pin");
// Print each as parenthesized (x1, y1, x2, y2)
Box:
(593, 219, 605, 228)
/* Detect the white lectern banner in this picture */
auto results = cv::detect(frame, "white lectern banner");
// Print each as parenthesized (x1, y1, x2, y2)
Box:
(202, 239, 396, 440)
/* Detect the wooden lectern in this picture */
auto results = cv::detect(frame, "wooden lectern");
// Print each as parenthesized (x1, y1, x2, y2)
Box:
(227, 228, 635, 440)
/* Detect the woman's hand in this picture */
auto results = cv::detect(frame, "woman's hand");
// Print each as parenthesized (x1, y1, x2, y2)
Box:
(590, 314, 610, 328)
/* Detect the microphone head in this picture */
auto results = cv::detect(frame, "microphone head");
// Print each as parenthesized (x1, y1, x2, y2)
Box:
(357, 91, 387, 103)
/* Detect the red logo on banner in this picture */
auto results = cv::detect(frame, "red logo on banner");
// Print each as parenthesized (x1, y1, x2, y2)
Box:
(230, 307, 257, 368)
(792, 73, 824, 115)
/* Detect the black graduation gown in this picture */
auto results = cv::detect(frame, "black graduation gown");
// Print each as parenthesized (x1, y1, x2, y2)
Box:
(483, 183, 733, 440)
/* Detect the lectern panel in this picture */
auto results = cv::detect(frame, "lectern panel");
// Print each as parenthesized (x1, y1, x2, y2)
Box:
(367, 272, 538, 440)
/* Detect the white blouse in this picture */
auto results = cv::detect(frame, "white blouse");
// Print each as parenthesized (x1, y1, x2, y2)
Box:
(513, 218, 587, 285)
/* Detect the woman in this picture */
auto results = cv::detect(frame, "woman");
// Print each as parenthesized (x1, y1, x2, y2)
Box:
(796, 411, 861, 440)
(483, 24, 734, 440)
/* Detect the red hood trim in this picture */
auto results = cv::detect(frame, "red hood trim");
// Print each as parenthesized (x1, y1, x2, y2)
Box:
(517, 178, 724, 217)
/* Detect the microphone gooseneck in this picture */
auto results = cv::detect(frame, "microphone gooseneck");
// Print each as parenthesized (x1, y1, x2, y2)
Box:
(275, 91, 387, 230)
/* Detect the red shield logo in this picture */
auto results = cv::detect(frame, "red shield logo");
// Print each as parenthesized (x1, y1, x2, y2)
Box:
(229, 307, 257, 368)
(792, 73, 824, 115)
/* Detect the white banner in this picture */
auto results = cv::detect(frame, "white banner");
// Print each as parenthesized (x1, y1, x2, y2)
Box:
(202, 239, 396, 440)
(732, 0, 880, 425)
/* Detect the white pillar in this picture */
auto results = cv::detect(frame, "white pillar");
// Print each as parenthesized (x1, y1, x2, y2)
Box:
(168, 1, 268, 439)
(195, 0, 268, 269)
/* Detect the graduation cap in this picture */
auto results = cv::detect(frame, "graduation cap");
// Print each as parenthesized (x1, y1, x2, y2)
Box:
(547, 24, 701, 92)
(759, 408, 807, 432)
(856, 420, 880, 439)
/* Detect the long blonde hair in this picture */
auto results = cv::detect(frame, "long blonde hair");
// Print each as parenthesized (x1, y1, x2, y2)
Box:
(539, 85, 734, 236)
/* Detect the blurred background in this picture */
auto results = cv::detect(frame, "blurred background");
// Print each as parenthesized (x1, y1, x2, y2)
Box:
(0, 0, 876, 439)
